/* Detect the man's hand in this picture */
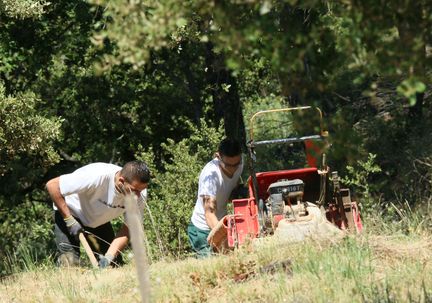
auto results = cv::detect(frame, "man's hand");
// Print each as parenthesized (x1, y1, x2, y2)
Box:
(117, 183, 132, 196)
(98, 253, 114, 268)
(64, 216, 84, 241)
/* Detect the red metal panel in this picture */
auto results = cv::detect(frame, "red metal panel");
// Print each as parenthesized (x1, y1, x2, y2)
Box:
(325, 202, 363, 233)
(227, 198, 259, 247)
(352, 203, 363, 233)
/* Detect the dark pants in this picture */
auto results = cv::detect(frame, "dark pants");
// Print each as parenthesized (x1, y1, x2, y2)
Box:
(54, 210, 123, 266)
(187, 222, 212, 258)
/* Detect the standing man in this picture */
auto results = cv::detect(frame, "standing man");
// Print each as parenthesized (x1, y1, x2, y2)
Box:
(46, 160, 150, 268)
(188, 138, 243, 258)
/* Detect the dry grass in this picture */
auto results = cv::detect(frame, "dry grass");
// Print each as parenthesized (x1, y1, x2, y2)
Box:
(368, 234, 432, 262)
(1, 231, 431, 302)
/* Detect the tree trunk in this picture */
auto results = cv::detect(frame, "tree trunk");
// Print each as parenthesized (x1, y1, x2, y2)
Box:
(205, 43, 246, 144)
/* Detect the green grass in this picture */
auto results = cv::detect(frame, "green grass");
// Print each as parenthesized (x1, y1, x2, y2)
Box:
(1, 213, 431, 303)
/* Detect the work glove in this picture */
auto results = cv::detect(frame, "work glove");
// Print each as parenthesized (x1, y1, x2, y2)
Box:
(98, 253, 114, 269)
(64, 215, 84, 241)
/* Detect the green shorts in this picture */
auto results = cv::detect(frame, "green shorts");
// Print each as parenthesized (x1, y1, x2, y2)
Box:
(187, 222, 212, 258)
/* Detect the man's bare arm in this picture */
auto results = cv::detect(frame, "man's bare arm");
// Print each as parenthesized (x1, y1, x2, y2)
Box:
(46, 177, 71, 219)
(106, 223, 129, 258)
(203, 195, 219, 229)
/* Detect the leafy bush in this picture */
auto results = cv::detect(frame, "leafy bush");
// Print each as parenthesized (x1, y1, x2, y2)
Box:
(341, 153, 382, 214)
(0, 199, 54, 277)
(0, 83, 62, 178)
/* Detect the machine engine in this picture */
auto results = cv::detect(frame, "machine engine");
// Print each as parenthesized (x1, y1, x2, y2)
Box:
(264, 179, 307, 231)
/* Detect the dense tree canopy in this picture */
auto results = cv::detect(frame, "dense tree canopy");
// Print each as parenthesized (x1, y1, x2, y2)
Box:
(0, 0, 431, 275)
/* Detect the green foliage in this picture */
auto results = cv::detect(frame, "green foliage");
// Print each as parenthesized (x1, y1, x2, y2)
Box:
(342, 153, 382, 214)
(0, 84, 62, 213)
(397, 78, 427, 106)
(94, 0, 431, 107)
(0, 83, 62, 174)
(325, 108, 367, 169)
(0, 200, 53, 276)
(90, 0, 196, 70)
(352, 92, 432, 204)
(331, 1, 432, 105)
(136, 119, 224, 258)
(0, 0, 49, 19)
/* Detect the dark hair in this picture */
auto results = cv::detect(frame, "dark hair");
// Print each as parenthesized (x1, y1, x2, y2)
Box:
(218, 137, 241, 157)
(120, 160, 151, 183)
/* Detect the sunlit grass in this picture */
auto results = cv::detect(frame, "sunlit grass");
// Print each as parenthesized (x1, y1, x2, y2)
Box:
(1, 210, 431, 302)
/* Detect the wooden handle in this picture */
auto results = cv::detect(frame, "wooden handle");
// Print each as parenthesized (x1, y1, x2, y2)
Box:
(79, 233, 99, 268)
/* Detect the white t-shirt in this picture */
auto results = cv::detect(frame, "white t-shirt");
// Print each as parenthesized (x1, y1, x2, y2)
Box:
(57, 162, 147, 228)
(191, 158, 243, 230)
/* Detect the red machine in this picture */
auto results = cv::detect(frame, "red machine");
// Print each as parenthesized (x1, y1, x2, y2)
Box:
(225, 106, 362, 248)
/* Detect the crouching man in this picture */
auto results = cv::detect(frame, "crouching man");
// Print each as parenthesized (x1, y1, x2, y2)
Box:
(46, 161, 150, 268)
(188, 138, 243, 258)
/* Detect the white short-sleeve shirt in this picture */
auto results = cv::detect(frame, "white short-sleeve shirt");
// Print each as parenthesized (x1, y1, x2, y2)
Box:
(191, 158, 243, 230)
(57, 162, 147, 228)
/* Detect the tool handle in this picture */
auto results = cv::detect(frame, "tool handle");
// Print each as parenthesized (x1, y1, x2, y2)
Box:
(79, 233, 99, 268)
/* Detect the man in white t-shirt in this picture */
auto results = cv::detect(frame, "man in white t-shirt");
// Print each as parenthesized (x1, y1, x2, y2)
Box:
(188, 138, 243, 258)
(46, 160, 150, 267)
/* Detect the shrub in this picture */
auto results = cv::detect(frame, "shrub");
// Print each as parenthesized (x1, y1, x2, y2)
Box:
(0, 199, 54, 277)
(341, 153, 382, 214)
